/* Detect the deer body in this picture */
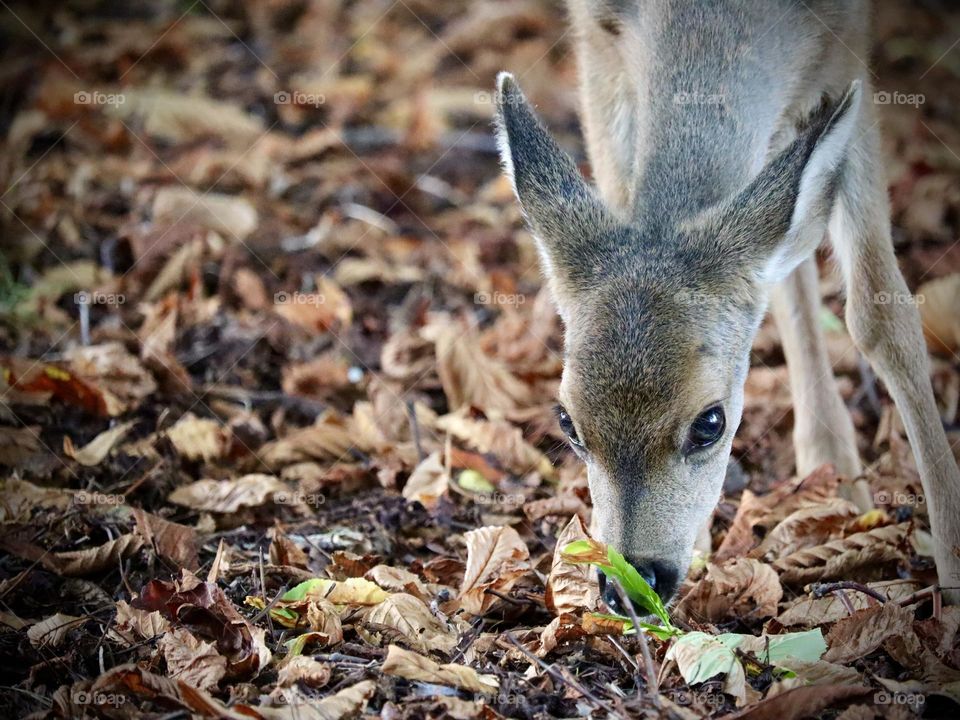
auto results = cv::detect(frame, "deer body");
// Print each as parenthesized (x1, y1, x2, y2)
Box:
(495, 0, 960, 606)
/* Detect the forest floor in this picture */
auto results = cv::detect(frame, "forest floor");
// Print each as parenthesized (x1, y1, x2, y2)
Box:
(2, 0, 960, 718)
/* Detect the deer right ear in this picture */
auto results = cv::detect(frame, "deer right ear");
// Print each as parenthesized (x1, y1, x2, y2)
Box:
(494, 73, 619, 296)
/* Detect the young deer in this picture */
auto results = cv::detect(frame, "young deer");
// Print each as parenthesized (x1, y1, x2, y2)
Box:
(494, 0, 960, 607)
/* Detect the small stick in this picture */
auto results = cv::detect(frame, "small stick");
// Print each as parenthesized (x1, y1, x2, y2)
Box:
(504, 633, 620, 717)
(811, 581, 888, 603)
(608, 577, 660, 707)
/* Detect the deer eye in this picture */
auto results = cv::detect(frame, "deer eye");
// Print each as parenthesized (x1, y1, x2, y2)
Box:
(556, 406, 583, 448)
(685, 405, 725, 453)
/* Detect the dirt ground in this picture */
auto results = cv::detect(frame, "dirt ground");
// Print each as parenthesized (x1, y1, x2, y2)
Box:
(2, 0, 960, 718)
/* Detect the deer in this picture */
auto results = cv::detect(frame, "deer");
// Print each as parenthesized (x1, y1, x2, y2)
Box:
(493, 0, 960, 609)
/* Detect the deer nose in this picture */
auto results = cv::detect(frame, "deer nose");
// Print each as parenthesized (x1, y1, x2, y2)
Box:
(597, 560, 679, 614)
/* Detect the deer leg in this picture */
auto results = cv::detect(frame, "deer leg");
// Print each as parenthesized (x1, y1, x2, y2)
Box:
(832, 116, 960, 602)
(770, 258, 868, 507)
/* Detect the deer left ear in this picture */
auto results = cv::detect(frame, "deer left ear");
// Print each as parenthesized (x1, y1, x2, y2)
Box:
(706, 81, 862, 285)
(494, 72, 621, 297)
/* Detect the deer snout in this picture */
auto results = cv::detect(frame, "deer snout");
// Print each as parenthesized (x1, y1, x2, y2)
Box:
(597, 558, 680, 615)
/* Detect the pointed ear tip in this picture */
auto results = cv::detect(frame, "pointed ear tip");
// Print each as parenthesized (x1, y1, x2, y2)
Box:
(496, 71, 517, 94)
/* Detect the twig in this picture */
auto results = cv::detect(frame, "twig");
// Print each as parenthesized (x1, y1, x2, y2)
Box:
(504, 633, 621, 717)
(608, 577, 661, 707)
(407, 400, 425, 461)
(811, 581, 888, 603)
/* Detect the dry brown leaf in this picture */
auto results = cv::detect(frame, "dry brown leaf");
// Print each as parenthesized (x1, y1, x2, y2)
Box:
(773, 523, 909, 586)
(382, 644, 499, 694)
(749, 498, 861, 561)
(259, 412, 361, 468)
(675, 558, 782, 624)
(365, 565, 432, 601)
(269, 529, 310, 569)
(524, 494, 590, 522)
(274, 276, 352, 334)
(27, 613, 84, 649)
(545, 515, 599, 616)
(0, 426, 44, 467)
(537, 613, 587, 656)
(63, 420, 135, 466)
(276, 656, 332, 689)
(111, 600, 171, 645)
(726, 684, 870, 720)
(776, 579, 921, 627)
(365, 592, 458, 653)
(458, 525, 531, 615)
(917, 273, 960, 354)
(64, 342, 157, 416)
(45, 533, 145, 576)
(168, 474, 289, 513)
(823, 602, 915, 664)
(153, 188, 258, 240)
(133, 508, 200, 571)
(160, 627, 227, 691)
(402, 451, 449, 510)
(437, 412, 555, 479)
(250, 679, 376, 720)
(427, 320, 533, 415)
(0, 477, 73, 522)
(165, 412, 229, 462)
(715, 466, 841, 563)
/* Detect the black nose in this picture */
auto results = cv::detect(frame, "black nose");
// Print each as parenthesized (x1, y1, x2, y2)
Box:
(598, 560, 679, 615)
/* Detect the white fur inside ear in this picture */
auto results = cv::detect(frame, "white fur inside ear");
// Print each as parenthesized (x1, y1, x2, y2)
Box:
(765, 83, 862, 283)
(494, 72, 519, 199)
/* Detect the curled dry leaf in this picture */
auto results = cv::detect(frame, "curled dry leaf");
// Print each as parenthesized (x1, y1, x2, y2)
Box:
(772, 523, 909, 586)
(726, 684, 870, 720)
(165, 412, 229, 462)
(823, 602, 915, 664)
(274, 276, 352, 334)
(427, 319, 533, 415)
(365, 565, 433, 601)
(133, 508, 200, 571)
(159, 627, 227, 691)
(248, 679, 376, 720)
(259, 412, 361, 469)
(63, 420, 135, 466)
(382, 644, 499, 694)
(402, 450, 449, 510)
(44, 533, 145, 577)
(365, 592, 458, 653)
(111, 600, 171, 645)
(749, 498, 861, 561)
(153, 188, 258, 240)
(168, 474, 290, 513)
(64, 342, 158, 415)
(545, 515, 599, 616)
(27, 613, 84, 649)
(276, 656, 332, 689)
(458, 525, 531, 615)
(675, 558, 782, 624)
(437, 412, 554, 479)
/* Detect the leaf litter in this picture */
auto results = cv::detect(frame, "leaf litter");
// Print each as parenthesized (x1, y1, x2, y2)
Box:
(2, 0, 960, 718)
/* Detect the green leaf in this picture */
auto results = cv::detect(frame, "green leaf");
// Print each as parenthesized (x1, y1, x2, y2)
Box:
(281, 578, 328, 602)
(457, 469, 496, 495)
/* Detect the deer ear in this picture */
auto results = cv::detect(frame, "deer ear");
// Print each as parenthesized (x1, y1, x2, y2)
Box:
(709, 81, 862, 285)
(495, 73, 620, 297)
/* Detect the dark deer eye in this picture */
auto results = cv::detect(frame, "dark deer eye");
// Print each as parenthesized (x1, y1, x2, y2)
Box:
(556, 406, 582, 447)
(686, 406, 725, 453)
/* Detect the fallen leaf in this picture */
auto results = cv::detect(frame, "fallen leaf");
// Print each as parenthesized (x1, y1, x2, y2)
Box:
(402, 451, 449, 509)
(458, 525, 531, 614)
(168, 474, 290, 513)
(749, 499, 861, 560)
(382, 644, 499, 694)
(160, 627, 227, 691)
(63, 420, 136, 466)
(133, 508, 200, 571)
(165, 412, 229, 462)
(27, 613, 84, 649)
(545, 515, 599, 616)
(675, 558, 782, 624)
(365, 592, 458, 653)
(823, 602, 915, 664)
(276, 656, 332, 689)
